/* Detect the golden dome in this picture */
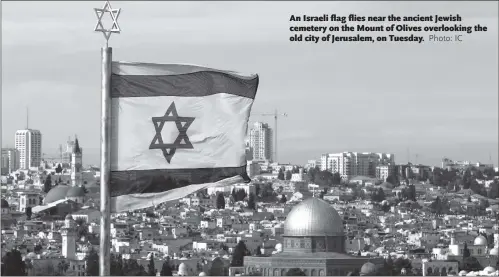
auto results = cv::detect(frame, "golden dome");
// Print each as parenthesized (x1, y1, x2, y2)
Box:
(284, 197, 343, 237)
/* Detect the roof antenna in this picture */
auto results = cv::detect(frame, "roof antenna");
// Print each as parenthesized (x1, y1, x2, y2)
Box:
(26, 107, 29, 129)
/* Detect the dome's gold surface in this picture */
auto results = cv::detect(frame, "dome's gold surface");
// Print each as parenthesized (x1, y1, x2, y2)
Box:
(284, 197, 344, 237)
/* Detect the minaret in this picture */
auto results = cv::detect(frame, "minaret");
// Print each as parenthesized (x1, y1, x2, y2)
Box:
(71, 136, 83, 186)
(494, 225, 499, 249)
(61, 214, 76, 260)
(450, 231, 456, 245)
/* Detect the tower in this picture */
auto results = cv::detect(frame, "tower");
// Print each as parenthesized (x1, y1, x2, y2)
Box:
(450, 230, 456, 245)
(248, 122, 273, 162)
(61, 214, 76, 259)
(14, 129, 42, 169)
(71, 136, 83, 186)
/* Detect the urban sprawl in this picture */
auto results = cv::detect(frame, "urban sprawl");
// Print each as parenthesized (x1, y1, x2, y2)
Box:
(1, 122, 499, 276)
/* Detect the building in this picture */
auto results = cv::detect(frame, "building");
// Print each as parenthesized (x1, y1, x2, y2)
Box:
(19, 191, 39, 212)
(70, 138, 83, 186)
(15, 129, 42, 169)
(1, 148, 19, 174)
(242, 198, 383, 276)
(375, 164, 394, 182)
(249, 122, 273, 162)
(247, 161, 261, 178)
(321, 152, 395, 180)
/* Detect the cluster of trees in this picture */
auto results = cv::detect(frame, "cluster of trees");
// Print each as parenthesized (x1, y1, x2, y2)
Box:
(253, 182, 277, 202)
(429, 196, 450, 215)
(220, 190, 257, 210)
(230, 241, 251, 267)
(460, 242, 485, 272)
(378, 257, 415, 276)
(85, 249, 174, 276)
(231, 188, 248, 202)
(371, 188, 386, 202)
(277, 167, 301, 181)
(2, 249, 27, 276)
(400, 185, 417, 201)
(307, 167, 342, 187)
(433, 167, 499, 199)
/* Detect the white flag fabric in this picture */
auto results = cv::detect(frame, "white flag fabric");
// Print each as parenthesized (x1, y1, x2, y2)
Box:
(110, 62, 259, 212)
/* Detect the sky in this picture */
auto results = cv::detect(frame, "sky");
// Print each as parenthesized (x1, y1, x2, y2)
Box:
(2, 1, 498, 167)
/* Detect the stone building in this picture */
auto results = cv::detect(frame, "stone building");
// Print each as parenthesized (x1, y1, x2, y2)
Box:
(243, 198, 383, 276)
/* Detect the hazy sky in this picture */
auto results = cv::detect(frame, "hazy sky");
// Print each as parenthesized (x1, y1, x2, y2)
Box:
(2, 1, 498, 167)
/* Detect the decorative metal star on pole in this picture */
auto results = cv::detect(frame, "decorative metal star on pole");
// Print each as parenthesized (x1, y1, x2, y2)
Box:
(94, 0, 121, 47)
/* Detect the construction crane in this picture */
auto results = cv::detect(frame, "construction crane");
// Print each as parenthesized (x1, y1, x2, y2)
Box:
(251, 110, 288, 163)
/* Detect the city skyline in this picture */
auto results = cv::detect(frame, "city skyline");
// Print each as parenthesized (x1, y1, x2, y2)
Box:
(2, 1, 498, 167)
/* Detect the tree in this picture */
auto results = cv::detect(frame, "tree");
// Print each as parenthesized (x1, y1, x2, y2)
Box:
(307, 167, 318, 183)
(248, 193, 256, 210)
(216, 193, 226, 209)
(160, 261, 172, 276)
(236, 189, 247, 202)
(147, 255, 156, 276)
(386, 174, 397, 185)
(278, 168, 285, 180)
(372, 188, 385, 202)
(34, 244, 42, 254)
(110, 254, 124, 276)
(55, 164, 63, 174)
(406, 185, 416, 201)
(488, 180, 499, 199)
(1, 249, 26, 276)
(393, 258, 412, 275)
(85, 248, 99, 276)
(280, 194, 287, 203)
(231, 188, 237, 200)
(285, 170, 292, 180)
(57, 260, 70, 276)
(122, 259, 147, 276)
(255, 246, 262, 256)
(332, 172, 342, 185)
(43, 175, 52, 193)
(25, 206, 32, 220)
(467, 196, 472, 203)
(286, 268, 306, 276)
(483, 167, 496, 180)
(461, 256, 482, 272)
(463, 242, 471, 258)
(231, 241, 250, 266)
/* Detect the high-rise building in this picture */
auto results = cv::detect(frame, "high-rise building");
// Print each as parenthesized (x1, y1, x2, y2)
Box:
(249, 122, 273, 162)
(14, 129, 42, 169)
(1, 148, 19, 174)
(320, 152, 395, 180)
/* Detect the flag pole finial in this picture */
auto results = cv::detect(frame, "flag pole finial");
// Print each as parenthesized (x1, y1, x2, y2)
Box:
(94, 0, 121, 47)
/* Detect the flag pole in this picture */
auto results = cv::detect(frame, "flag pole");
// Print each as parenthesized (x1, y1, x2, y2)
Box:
(99, 46, 112, 276)
(93, 1, 121, 275)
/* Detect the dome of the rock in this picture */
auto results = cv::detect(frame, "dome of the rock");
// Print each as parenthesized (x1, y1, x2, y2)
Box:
(284, 197, 343, 236)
